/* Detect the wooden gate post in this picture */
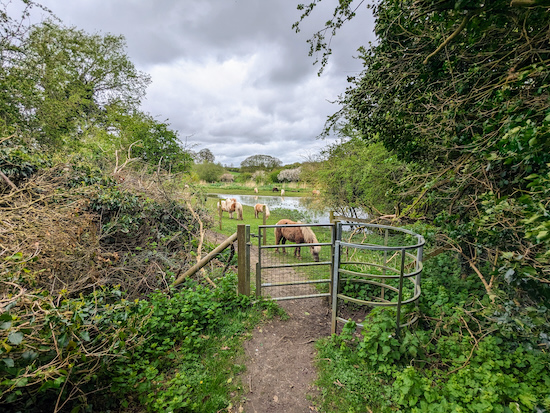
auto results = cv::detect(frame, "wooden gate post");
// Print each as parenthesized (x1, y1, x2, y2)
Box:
(218, 201, 223, 230)
(237, 224, 251, 295)
(262, 204, 267, 245)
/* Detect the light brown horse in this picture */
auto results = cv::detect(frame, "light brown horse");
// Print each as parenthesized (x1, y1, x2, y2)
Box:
(220, 198, 238, 219)
(312, 189, 320, 196)
(274, 219, 320, 262)
(254, 203, 270, 219)
(234, 201, 243, 220)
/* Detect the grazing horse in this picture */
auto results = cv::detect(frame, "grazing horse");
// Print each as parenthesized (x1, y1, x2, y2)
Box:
(281, 189, 285, 196)
(274, 219, 321, 262)
(254, 187, 258, 194)
(254, 203, 270, 219)
(234, 202, 243, 220)
(272, 187, 279, 192)
(218, 200, 228, 216)
(312, 189, 320, 196)
(221, 198, 238, 219)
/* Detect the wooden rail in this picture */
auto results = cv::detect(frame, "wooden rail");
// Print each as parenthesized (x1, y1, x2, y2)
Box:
(172, 232, 238, 287)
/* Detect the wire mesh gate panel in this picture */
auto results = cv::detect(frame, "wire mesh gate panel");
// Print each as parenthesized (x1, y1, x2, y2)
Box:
(331, 222, 424, 337)
(255, 223, 334, 301)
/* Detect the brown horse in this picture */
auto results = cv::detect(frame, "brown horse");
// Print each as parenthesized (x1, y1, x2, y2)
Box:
(254, 203, 270, 219)
(274, 219, 321, 262)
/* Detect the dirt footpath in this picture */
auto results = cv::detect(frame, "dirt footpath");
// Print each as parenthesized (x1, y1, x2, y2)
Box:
(241, 297, 331, 413)
(205, 230, 332, 412)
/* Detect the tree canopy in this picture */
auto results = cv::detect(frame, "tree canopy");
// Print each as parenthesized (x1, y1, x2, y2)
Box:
(240, 154, 282, 172)
(297, 0, 550, 298)
(0, 2, 192, 174)
(196, 148, 215, 163)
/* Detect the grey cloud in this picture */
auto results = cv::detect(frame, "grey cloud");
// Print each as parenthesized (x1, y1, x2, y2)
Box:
(35, 0, 374, 165)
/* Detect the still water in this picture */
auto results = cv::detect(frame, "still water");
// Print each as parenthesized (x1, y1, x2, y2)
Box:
(210, 193, 332, 224)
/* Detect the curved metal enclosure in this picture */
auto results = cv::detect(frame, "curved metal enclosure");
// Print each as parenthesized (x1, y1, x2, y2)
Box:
(331, 222, 425, 337)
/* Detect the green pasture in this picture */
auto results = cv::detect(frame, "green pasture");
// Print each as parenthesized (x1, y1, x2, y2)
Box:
(204, 197, 418, 304)
(202, 182, 312, 197)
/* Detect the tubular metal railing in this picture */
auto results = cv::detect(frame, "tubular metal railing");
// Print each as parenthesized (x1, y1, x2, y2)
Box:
(331, 222, 425, 338)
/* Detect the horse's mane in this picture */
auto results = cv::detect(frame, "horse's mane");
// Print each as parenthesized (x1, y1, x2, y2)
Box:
(301, 226, 321, 255)
(300, 226, 317, 243)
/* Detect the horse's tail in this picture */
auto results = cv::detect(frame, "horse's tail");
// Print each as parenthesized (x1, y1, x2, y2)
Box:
(264, 204, 270, 218)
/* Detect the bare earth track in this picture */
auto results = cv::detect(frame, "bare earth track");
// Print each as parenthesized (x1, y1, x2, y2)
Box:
(206, 230, 332, 412)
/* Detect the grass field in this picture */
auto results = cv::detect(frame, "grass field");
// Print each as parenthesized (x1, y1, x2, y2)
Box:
(201, 182, 313, 197)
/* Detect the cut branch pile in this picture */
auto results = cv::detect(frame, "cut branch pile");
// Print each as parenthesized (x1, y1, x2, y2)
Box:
(0, 163, 214, 299)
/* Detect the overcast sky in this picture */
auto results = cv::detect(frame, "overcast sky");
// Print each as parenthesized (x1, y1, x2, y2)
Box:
(27, 1, 375, 167)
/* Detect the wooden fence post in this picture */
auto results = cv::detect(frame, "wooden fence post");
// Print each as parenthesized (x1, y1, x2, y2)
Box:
(237, 224, 250, 295)
(218, 201, 223, 230)
(262, 204, 267, 245)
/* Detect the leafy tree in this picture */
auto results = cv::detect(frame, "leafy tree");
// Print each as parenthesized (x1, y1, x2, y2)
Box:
(251, 170, 266, 184)
(194, 162, 225, 182)
(10, 20, 150, 146)
(268, 169, 282, 183)
(240, 154, 282, 172)
(316, 139, 408, 215)
(0, 1, 52, 131)
(196, 148, 215, 163)
(100, 110, 193, 173)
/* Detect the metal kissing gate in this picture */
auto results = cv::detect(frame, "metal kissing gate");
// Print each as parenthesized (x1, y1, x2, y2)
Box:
(254, 222, 334, 301)
(247, 221, 424, 337)
(330, 222, 424, 337)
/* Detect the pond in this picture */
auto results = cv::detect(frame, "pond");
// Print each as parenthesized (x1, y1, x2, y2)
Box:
(209, 193, 333, 224)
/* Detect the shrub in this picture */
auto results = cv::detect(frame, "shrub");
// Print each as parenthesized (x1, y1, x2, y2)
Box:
(194, 162, 225, 182)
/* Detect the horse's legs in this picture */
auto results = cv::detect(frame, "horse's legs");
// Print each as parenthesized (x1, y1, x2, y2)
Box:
(294, 245, 301, 258)
(281, 237, 287, 254)
(275, 230, 281, 253)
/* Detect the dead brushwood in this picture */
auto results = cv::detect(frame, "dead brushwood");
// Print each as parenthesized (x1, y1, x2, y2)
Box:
(0, 163, 216, 299)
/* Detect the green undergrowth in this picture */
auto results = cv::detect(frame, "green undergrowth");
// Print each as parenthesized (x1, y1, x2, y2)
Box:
(106, 275, 283, 413)
(314, 243, 550, 412)
(1, 274, 283, 412)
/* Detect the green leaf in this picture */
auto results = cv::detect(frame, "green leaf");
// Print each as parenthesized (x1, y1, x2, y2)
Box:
(0, 321, 12, 330)
(2, 358, 14, 368)
(15, 377, 28, 387)
(0, 313, 13, 322)
(536, 230, 549, 241)
(8, 331, 24, 345)
(21, 351, 38, 362)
